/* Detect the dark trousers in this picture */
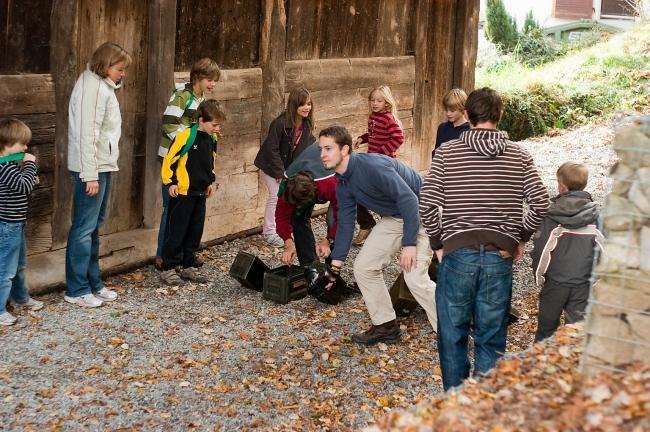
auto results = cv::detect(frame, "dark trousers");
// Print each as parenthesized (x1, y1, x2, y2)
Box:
(162, 194, 206, 270)
(356, 204, 376, 230)
(293, 204, 336, 267)
(535, 279, 590, 342)
(293, 205, 316, 266)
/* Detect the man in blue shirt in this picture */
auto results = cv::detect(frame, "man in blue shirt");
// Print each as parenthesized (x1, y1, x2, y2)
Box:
(317, 126, 437, 345)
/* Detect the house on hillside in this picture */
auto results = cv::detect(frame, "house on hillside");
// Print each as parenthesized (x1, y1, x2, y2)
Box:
(0, 0, 480, 291)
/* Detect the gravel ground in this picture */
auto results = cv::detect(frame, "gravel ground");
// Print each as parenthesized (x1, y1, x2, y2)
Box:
(0, 122, 616, 431)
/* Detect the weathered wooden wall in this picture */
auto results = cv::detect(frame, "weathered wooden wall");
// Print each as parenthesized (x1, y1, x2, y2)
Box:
(0, 0, 52, 74)
(0, 0, 480, 291)
(175, 0, 261, 70)
(285, 0, 416, 60)
(285, 57, 416, 166)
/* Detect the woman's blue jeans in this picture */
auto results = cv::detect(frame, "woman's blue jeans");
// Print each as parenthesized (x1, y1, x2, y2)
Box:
(436, 246, 513, 390)
(65, 172, 111, 297)
(0, 221, 29, 313)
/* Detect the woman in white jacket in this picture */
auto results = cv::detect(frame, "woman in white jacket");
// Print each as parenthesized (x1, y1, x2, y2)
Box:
(65, 42, 131, 308)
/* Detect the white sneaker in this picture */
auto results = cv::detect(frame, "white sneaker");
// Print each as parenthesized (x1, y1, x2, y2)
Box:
(11, 298, 44, 311)
(94, 287, 118, 302)
(263, 233, 284, 247)
(0, 312, 17, 326)
(64, 294, 103, 308)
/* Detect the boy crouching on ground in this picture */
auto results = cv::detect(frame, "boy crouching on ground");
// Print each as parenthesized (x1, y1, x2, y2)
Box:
(531, 161, 603, 341)
(159, 100, 226, 285)
(0, 118, 44, 325)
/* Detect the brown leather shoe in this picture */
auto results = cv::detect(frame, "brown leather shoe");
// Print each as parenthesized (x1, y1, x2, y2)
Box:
(351, 320, 401, 345)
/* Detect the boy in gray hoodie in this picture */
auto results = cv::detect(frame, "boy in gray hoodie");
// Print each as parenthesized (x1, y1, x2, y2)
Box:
(531, 161, 603, 342)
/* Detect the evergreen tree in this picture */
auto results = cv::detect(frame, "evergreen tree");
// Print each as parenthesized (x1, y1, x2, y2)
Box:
(485, 0, 519, 53)
(523, 9, 540, 34)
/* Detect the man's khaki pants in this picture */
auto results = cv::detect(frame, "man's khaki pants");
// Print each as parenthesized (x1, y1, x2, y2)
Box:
(353, 216, 437, 330)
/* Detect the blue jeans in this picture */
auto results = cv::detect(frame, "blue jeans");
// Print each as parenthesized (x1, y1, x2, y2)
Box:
(0, 221, 30, 313)
(436, 247, 513, 390)
(156, 184, 170, 257)
(65, 172, 111, 297)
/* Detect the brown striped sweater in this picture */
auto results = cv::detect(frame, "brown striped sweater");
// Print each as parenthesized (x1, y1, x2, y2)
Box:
(419, 128, 550, 256)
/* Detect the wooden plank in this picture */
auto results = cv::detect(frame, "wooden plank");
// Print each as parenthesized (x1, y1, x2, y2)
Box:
(27, 186, 54, 218)
(453, 0, 480, 92)
(144, 0, 177, 230)
(29, 142, 55, 173)
(50, 0, 79, 248)
(429, 0, 458, 166)
(375, 0, 414, 57)
(0, 0, 51, 74)
(260, 0, 287, 140)
(104, 113, 144, 234)
(285, 0, 320, 60)
(174, 68, 263, 101)
(11, 113, 55, 148)
(175, 0, 261, 70)
(318, 0, 378, 58)
(25, 216, 52, 255)
(0, 74, 55, 115)
(220, 98, 262, 136)
(412, 0, 456, 172)
(310, 83, 415, 123)
(285, 56, 416, 92)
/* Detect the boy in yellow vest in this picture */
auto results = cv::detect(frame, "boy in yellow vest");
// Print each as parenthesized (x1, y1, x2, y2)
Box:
(159, 100, 226, 285)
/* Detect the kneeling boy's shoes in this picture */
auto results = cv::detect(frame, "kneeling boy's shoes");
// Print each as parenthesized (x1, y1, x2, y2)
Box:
(179, 267, 208, 283)
(160, 269, 182, 286)
(351, 319, 401, 345)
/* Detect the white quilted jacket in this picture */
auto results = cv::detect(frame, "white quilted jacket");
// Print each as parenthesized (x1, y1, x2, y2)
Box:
(67, 68, 123, 181)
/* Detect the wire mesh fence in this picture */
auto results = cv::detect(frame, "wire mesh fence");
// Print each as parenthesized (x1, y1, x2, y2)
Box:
(583, 116, 650, 374)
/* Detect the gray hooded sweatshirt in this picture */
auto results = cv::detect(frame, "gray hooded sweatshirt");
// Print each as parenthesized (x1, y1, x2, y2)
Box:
(530, 190, 601, 285)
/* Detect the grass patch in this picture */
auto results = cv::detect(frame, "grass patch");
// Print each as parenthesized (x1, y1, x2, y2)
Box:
(476, 23, 650, 140)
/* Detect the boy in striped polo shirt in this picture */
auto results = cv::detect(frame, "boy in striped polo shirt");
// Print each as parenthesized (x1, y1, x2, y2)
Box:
(420, 87, 550, 390)
(155, 58, 221, 269)
(0, 118, 44, 326)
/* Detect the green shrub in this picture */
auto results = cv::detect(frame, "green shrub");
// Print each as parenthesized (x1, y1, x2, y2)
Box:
(499, 84, 566, 140)
(514, 28, 566, 66)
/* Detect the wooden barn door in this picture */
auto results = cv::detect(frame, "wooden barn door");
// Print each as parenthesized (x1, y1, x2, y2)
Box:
(52, 0, 149, 248)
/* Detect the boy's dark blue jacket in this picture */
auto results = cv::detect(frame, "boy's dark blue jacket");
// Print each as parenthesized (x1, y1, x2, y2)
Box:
(332, 153, 422, 261)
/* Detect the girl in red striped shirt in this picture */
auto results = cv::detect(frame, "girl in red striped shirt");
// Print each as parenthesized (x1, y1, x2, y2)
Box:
(352, 85, 405, 245)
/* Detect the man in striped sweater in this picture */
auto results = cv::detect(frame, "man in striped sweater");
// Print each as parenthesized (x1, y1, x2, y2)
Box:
(419, 87, 550, 390)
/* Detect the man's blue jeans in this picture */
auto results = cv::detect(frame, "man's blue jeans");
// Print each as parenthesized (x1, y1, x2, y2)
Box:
(156, 184, 170, 257)
(436, 247, 513, 390)
(65, 172, 111, 297)
(0, 221, 29, 313)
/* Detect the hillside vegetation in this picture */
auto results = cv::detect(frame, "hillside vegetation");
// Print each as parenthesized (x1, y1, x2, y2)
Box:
(477, 23, 650, 140)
